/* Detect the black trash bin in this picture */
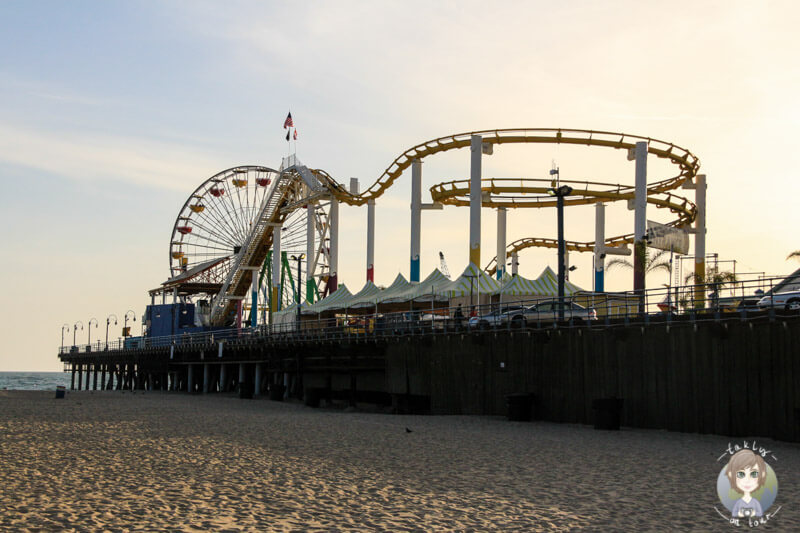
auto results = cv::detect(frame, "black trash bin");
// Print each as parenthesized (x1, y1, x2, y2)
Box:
(304, 387, 322, 407)
(269, 383, 286, 402)
(238, 382, 253, 399)
(506, 393, 533, 421)
(55, 385, 66, 399)
(592, 397, 624, 430)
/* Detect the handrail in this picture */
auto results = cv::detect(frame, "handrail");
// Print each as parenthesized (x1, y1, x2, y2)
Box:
(59, 276, 789, 357)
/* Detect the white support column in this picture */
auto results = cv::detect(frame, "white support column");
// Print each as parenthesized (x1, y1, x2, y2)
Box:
(469, 135, 482, 266)
(202, 363, 210, 394)
(633, 141, 648, 293)
(564, 250, 571, 281)
(271, 226, 282, 312)
(410, 159, 422, 282)
(219, 363, 227, 393)
(594, 202, 606, 292)
(329, 198, 340, 292)
(306, 203, 316, 303)
(496, 208, 507, 279)
(367, 199, 375, 282)
(254, 363, 262, 397)
(695, 173, 707, 306)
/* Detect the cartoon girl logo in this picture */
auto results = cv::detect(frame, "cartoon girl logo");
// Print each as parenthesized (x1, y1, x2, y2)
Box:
(716, 448, 779, 523)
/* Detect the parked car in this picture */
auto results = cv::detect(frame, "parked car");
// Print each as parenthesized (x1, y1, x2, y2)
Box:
(500, 301, 597, 326)
(468, 306, 524, 329)
(757, 290, 800, 311)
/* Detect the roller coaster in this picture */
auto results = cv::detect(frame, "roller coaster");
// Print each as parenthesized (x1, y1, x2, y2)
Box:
(158, 128, 701, 327)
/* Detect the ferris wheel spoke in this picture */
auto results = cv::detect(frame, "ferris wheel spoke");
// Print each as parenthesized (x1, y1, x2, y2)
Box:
(220, 176, 250, 243)
(189, 215, 241, 250)
(182, 229, 240, 251)
(200, 196, 245, 247)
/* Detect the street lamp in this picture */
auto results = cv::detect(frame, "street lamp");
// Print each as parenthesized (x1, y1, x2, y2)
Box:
(73, 321, 84, 346)
(290, 254, 305, 328)
(124, 310, 136, 337)
(548, 168, 573, 321)
(61, 324, 70, 351)
(88, 318, 98, 345)
(464, 273, 478, 310)
(106, 314, 118, 348)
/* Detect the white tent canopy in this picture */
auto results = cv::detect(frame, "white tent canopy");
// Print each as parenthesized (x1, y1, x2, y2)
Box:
(302, 284, 354, 315)
(349, 280, 382, 309)
(447, 263, 500, 298)
(533, 266, 584, 296)
(376, 273, 412, 303)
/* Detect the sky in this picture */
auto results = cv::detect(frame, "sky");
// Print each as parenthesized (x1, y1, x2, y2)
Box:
(1, 1, 799, 371)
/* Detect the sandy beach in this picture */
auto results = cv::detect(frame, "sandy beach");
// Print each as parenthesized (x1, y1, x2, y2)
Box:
(1, 390, 798, 532)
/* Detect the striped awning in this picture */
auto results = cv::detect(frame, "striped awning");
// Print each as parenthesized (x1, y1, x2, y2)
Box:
(302, 284, 354, 314)
(349, 281, 383, 309)
(446, 263, 500, 297)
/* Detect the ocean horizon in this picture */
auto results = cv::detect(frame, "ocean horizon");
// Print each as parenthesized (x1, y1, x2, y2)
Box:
(0, 372, 71, 391)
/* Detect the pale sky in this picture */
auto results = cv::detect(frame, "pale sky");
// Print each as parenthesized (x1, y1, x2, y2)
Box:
(2, 1, 799, 371)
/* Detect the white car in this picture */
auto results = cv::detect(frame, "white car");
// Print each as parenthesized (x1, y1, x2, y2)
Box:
(500, 301, 598, 326)
(757, 291, 800, 311)
(468, 306, 524, 329)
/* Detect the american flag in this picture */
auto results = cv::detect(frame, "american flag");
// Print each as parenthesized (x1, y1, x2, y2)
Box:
(283, 112, 293, 129)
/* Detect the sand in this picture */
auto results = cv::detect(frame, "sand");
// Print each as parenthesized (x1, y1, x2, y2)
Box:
(1, 390, 798, 532)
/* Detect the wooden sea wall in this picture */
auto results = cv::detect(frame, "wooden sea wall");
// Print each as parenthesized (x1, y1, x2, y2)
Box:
(384, 317, 800, 442)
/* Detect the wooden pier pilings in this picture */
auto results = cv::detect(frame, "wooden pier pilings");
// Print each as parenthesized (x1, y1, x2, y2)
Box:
(60, 314, 800, 442)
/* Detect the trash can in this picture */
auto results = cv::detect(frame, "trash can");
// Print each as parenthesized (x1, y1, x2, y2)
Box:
(55, 385, 66, 399)
(592, 397, 624, 430)
(506, 393, 533, 421)
(269, 383, 286, 402)
(238, 382, 253, 399)
(304, 387, 322, 408)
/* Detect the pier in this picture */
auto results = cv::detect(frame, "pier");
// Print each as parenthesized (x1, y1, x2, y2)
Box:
(59, 305, 800, 443)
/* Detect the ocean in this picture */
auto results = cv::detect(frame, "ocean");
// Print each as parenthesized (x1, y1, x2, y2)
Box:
(0, 372, 71, 391)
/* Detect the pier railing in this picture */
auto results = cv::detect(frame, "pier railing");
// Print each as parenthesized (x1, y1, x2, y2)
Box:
(58, 276, 793, 356)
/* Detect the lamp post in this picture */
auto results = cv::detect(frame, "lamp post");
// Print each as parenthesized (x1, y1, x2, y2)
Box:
(548, 169, 572, 321)
(73, 321, 84, 347)
(290, 254, 305, 329)
(124, 310, 136, 337)
(61, 324, 70, 351)
(88, 318, 98, 345)
(106, 314, 118, 348)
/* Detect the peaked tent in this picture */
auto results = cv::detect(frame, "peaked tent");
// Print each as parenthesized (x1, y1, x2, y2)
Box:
(534, 266, 584, 296)
(272, 302, 305, 326)
(376, 273, 412, 303)
(302, 284, 354, 315)
(380, 269, 451, 303)
(349, 280, 383, 309)
(410, 268, 454, 302)
(446, 263, 501, 298)
(495, 273, 542, 297)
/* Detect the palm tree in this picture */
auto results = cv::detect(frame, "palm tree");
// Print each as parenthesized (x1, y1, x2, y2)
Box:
(606, 247, 672, 278)
(683, 269, 738, 310)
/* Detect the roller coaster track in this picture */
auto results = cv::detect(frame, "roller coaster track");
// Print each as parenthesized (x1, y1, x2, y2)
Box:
(311, 128, 700, 206)
(425, 176, 697, 276)
(206, 129, 700, 324)
(311, 127, 700, 278)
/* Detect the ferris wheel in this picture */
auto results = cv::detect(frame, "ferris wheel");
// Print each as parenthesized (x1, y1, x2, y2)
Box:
(168, 166, 330, 307)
